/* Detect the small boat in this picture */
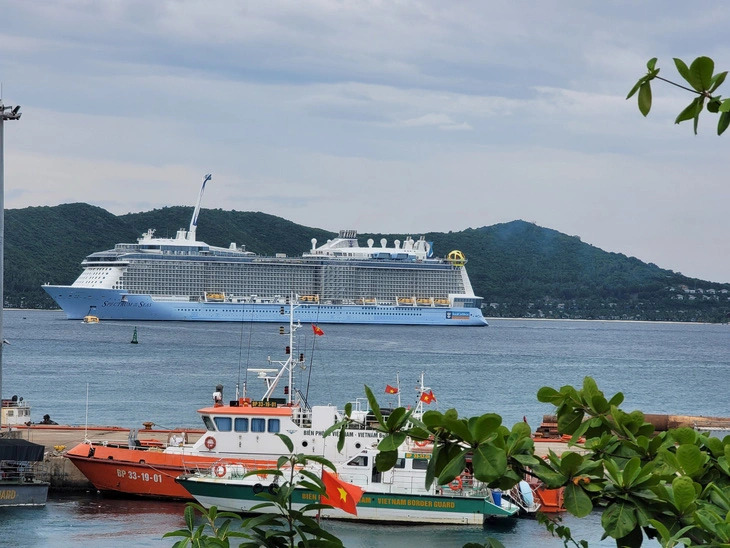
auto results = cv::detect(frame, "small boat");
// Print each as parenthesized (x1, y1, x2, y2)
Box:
(434, 298, 450, 307)
(130, 327, 139, 344)
(416, 298, 433, 306)
(82, 315, 100, 324)
(177, 445, 525, 524)
(204, 292, 225, 302)
(0, 438, 50, 507)
(396, 297, 414, 305)
(1, 395, 31, 426)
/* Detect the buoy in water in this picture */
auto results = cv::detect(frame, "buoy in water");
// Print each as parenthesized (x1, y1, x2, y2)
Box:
(131, 327, 139, 344)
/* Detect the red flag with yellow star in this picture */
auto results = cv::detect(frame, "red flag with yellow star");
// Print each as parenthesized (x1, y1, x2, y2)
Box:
(420, 390, 436, 404)
(312, 324, 325, 336)
(320, 470, 364, 515)
(385, 384, 399, 394)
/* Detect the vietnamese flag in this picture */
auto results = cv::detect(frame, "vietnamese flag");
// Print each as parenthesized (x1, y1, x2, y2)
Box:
(420, 390, 436, 404)
(385, 384, 399, 394)
(320, 470, 364, 515)
(312, 324, 325, 336)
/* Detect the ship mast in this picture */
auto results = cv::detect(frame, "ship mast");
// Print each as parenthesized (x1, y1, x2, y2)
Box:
(0, 98, 22, 430)
(188, 173, 212, 241)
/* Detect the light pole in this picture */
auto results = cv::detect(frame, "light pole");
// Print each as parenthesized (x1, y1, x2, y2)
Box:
(0, 100, 21, 431)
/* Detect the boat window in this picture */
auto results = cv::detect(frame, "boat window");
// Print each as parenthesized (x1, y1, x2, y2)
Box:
(347, 455, 368, 467)
(234, 418, 249, 432)
(412, 458, 429, 470)
(394, 458, 406, 469)
(214, 417, 232, 432)
(202, 416, 215, 431)
(268, 419, 280, 433)
(251, 418, 266, 432)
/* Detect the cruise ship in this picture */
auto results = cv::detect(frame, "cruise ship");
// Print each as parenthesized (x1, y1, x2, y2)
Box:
(42, 176, 486, 326)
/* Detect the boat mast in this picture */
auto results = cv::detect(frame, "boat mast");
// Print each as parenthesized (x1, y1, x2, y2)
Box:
(188, 173, 211, 241)
(261, 295, 300, 404)
(0, 98, 22, 430)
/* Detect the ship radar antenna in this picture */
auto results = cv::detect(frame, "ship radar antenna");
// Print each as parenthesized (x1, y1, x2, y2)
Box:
(188, 173, 212, 241)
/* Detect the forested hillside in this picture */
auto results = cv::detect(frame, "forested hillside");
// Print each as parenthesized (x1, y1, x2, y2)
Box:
(5, 204, 729, 322)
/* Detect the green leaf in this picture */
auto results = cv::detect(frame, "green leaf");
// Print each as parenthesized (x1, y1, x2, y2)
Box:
(675, 97, 702, 124)
(536, 386, 562, 404)
(559, 451, 584, 476)
(710, 70, 728, 92)
(558, 408, 584, 435)
(719, 111, 730, 135)
(601, 502, 638, 539)
(646, 57, 658, 71)
(436, 447, 469, 485)
(638, 82, 652, 116)
(385, 407, 408, 430)
(690, 56, 715, 90)
(375, 449, 399, 472)
(472, 443, 508, 483)
(674, 57, 701, 91)
(364, 385, 383, 426)
(621, 457, 641, 488)
(676, 444, 706, 477)
(626, 78, 644, 100)
(564, 482, 593, 517)
(275, 433, 293, 453)
(672, 475, 696, 513)
(377, 431, 407, 452)
(469, 413, 502, 442)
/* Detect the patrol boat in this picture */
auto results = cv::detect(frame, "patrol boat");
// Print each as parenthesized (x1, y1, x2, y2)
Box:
(42, 175, 486, 326)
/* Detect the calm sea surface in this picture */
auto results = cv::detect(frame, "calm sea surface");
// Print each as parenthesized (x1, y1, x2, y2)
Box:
(1, 310, 728, 546)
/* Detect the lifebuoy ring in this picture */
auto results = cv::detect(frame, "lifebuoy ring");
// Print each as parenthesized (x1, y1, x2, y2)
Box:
(449, 476, 463, 491)
(214, 464, 227, 477)
(253, 483, 263, 494)
(414, 439, 430, 447)
(204, 436, 216, 450)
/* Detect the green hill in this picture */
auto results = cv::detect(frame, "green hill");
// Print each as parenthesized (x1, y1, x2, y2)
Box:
(6, 205, 729, 322)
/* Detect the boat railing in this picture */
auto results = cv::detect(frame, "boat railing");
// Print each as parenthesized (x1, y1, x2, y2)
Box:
(0, 461, 48, 483)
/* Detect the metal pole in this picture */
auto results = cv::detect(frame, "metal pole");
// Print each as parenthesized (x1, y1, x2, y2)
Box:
(0, 100, 21, 431)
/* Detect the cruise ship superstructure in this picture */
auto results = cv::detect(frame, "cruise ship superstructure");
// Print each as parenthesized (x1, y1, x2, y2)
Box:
(42, 175, 487, 326)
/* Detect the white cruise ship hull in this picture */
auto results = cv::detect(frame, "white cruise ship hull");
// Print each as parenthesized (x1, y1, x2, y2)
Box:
(42, 287, 487, 326)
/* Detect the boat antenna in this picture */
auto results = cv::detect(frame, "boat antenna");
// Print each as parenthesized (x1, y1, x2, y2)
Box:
(84, 382, 89, 442)
(0, 97, 21, 431)
(237, 297, 255, 400)
(188, 173, 211, 241)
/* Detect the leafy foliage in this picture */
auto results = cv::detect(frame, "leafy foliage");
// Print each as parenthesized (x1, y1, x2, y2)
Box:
(628, 56, 730, 135)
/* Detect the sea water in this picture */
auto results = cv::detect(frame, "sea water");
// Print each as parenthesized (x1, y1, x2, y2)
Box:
(1, 310, 728, 546)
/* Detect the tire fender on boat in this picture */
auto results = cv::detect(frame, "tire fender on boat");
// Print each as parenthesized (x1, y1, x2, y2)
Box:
(204, 436, 216, 450)
(268, 483, 279, 495)
(214, 464, 227, 478)
(253, 483, 264, 494)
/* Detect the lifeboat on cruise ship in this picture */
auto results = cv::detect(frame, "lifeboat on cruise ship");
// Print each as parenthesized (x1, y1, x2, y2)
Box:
(82, 315, 100, 324)
(299, 295, 319, 303)
(204, 292, 225, 302)
(434, 298, 450, 307)
(416, 298, 433, 306)
(397, 297, 415, 305)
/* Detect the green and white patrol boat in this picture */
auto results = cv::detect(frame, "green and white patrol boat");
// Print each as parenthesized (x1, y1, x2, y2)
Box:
(176, 446, 525, 524)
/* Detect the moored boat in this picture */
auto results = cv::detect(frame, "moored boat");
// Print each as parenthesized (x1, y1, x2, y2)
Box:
(0, 438, 49, 507)
(177, 444, 525, 524)
(42, 175, 487, 326)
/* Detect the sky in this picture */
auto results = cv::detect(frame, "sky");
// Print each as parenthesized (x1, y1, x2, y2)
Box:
(1, 1, 729, 283)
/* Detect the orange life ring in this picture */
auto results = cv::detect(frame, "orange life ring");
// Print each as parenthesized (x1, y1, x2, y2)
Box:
(214, 464, 227, 477)
(449, 476, 463, 491)
(414, 439, 430, 448)
(204, 436, 216, 450)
